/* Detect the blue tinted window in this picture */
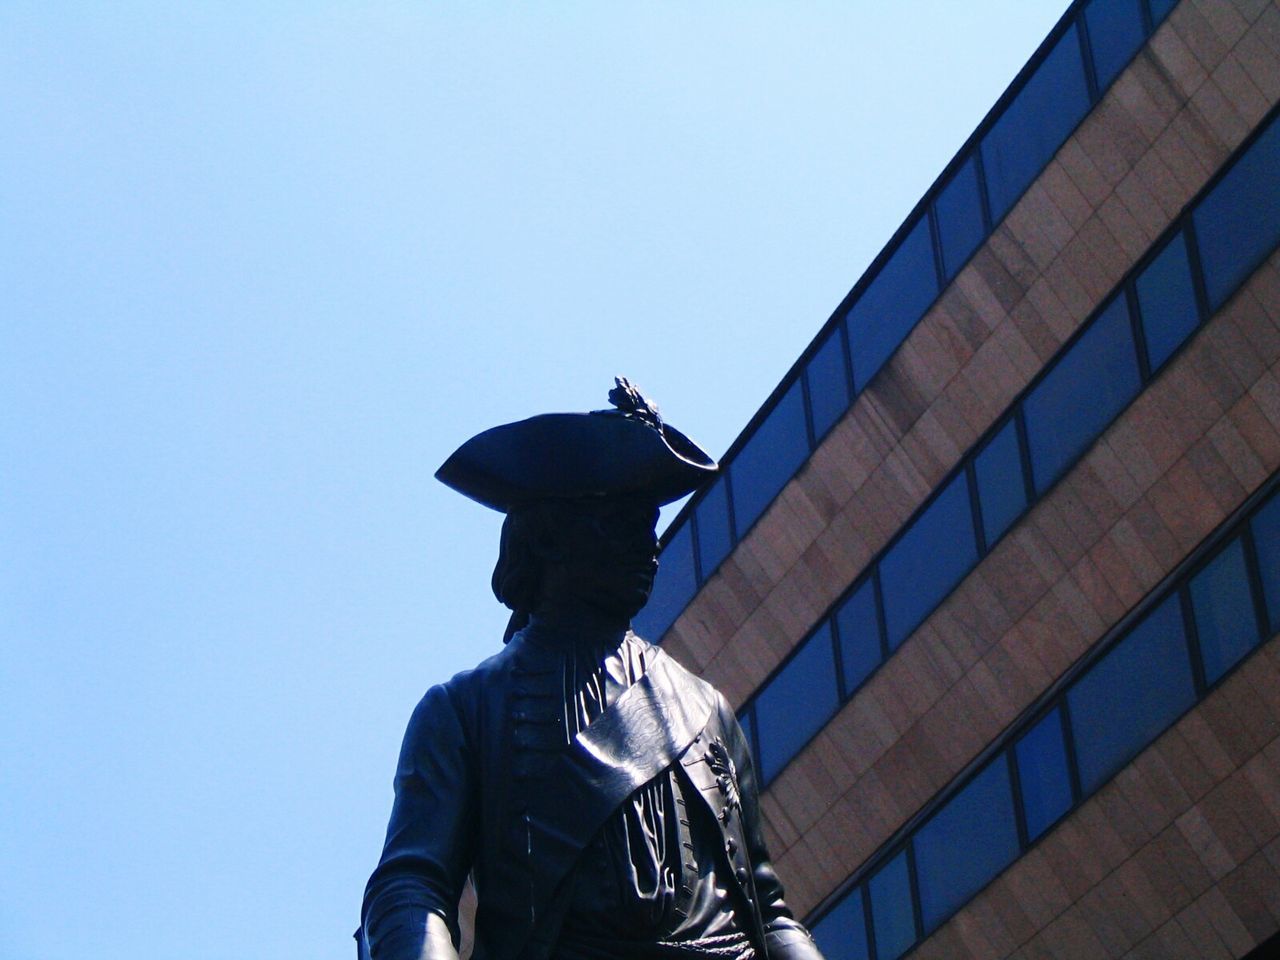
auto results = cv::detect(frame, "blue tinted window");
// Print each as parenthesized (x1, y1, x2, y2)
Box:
(982, 25, 1091, 221)
(1253, 492, 1280, 631)
(695, 478, 733, 579)
(880, 472, 980, 650)
(847, 216, 939, 390)
(1194, 114, 1280, 310)
(1068, 594, 1196, 794)
(811, 890, 870, 960)
(807, 324, 852, 441)
(1085, 0, 1146, 89)
(754, 622, 840, 783)
(731, 381, 810, 539)
(635, 523, 696, 641)
(1015, 707, 1074, 842)
(1190, 538, 1261, 686)
(935, 155, 986, 280)
(915, 759, 1020, 931)
(1136, 230, 1200, 373)
(836, 577, 882, 695)
(974, 418, 1028, 548)
(1025, 295, 1141, 493)
(868, 850, 916, 960)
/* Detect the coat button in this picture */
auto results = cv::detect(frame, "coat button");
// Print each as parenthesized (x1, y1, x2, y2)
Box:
(735, 866, 749, 884)
(725, 838, 737, 856)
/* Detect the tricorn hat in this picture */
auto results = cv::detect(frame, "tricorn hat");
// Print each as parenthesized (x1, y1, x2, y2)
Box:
(436, 377, 718, 512)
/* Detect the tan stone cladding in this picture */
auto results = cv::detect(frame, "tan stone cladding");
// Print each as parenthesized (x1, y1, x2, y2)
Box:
(662, 0, 1280, 714)
(908, 631, 1280, 960)
(764, 248, 1280, 915)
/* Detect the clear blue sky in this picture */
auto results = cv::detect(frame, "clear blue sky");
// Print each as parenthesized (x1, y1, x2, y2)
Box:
(2, 4, 1065, 958)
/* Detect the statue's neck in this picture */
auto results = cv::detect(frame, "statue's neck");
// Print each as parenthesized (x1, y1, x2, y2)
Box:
(523, 603, 630, 649)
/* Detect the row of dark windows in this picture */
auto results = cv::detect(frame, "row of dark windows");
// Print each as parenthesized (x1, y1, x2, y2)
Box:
(807, 473, 1280, 960)
(732, 108, 1280, 788)
(634, 0, 1177, 644)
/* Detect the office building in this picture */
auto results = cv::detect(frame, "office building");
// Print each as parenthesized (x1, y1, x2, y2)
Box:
(635, 0, 1280, 956)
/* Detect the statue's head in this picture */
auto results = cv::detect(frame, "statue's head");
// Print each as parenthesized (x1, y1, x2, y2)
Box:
(436, 378, 717, 632)
(491, 496, 660, 621)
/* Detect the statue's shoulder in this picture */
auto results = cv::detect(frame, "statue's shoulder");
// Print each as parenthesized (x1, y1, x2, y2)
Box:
(434, 640, 520, 703)
(630, 631, 733, 713)
(453, 640, 519, 681)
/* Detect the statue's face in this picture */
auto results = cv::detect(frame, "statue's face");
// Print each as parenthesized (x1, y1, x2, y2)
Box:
(537, 498, 659, 619)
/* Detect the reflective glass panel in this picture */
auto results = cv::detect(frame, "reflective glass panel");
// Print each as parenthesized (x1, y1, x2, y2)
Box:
(1015, 707, 1074, 842)
(868, 850, 916, 960)
(695, 477, 733, 580)
(754, 621, 840, 783)
(808, 324, 853, 441)
(936, 155, 986, 280)
(847, 216, 939, 390)
(1136, 229, 1200, 373)
(1253, 491, 1280, 632)
(880, 471, 980, 650)
(1068, 594, 1195, 794)
(730, 381, 810, 539)
(1191, 538, 1261, 686)
(836, 577, 882, 695)
(1194, 114, 1280, 310)
(635, 522, 696, 641)
(915, 759, 1020, 931)
(1085, 0, 1146, 89)
(811, 890, 870, 960)
(1024, 295, 1141, 493)
(974, 418, 1028, 548)
(982, 25, 1091, 220)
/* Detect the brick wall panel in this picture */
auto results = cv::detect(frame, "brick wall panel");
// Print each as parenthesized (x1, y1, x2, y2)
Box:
(912, 682, 1280, 958)
(1236, 28, 1280, 97)
(1174, 0, 1237, 71)
(662, 5, 1280, 935)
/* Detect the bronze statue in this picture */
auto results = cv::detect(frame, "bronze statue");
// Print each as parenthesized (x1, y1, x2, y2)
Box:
(360, 379, 825, 960)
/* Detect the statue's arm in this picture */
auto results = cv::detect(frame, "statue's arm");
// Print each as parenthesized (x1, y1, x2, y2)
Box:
(362, 683, 477, 960)
(726, 702, 827, 960)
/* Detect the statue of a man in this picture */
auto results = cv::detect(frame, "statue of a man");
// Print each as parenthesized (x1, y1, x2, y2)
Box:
(361, 379, 825, 960)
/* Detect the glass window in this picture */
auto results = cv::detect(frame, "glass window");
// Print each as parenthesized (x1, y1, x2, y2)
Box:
(730, 381, 810, 539)
(807, 324, 853, 442)
(847, 216, 939, 391)
(915, 759, 1020, 932)
(982, 25, 1091, 221)
(634, 523, 696, 641)
(974, 418, 1028, 548)
(753, 622, 840, 783)
(1136, 229, 1200, 373)
(1190, 537, 1262, 687)
(1024, 295, 1141, 493)
(868, 850, 916, 960)
(1014, 707, 1075, 843)
(1085, 0, 1147, 90)
(1068, 593, 1196, 794)
(880, 471, 980, 650)
(836, 577, 882, 695)
(1253, 491, 1280, 632)
(695, 478, 733, 580)
(811, 889, 870, 960)
(1193, 114, 1280, 310)
(1149, 0, 1177, 23)
(935, 155, 986, 280)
